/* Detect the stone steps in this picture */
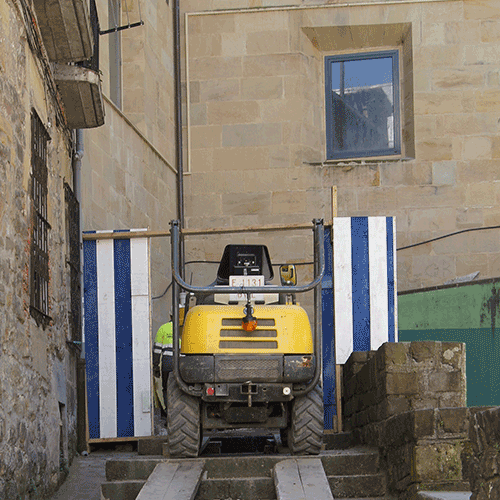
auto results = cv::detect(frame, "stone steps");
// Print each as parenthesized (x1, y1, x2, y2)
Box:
(102, 446, 390, 500)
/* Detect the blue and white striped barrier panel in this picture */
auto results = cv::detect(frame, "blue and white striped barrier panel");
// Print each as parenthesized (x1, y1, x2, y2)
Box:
(334, 217, 397, 364)
(83, 231, 152, 440)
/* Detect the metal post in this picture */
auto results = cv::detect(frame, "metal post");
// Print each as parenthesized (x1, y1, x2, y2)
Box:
(170, 220, 201, 396)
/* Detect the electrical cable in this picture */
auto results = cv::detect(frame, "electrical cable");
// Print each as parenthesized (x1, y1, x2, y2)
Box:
(396, 224, 500, 251)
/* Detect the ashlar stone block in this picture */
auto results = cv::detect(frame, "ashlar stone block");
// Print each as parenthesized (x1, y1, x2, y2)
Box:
(222, 123, 282, 147)
(437, 407, 469, 435)
(199, 79, 240, 102)
(190, 125, 222, 149)
(386, 372, 419, 396)
(464, 136, 492, 160)
(428, 371, 462, 393)
(271, 190, 306, 214)
(221, 191, 271, 215)
(190, 57, 242, 80)
(246, 30, 289, 54)
(207, 101, 260, 125)
(378, 342, 410, 370)
(212, 146, 269, 172)
(415, 139, 454, 161)
(412, 442, 464, 482)
(413, 409, 435, 439)
(464, 0, 500, 21)
(241, 76, 283, 100)
(475, 89, 500, 112)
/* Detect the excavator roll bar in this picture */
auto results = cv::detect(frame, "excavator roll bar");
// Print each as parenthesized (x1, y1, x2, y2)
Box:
(170, 219, 325, 397)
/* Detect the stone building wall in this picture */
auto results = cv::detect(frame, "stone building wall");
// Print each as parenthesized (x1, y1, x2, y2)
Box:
(0, 0, 79, 497)
(179, 0, 500, 292)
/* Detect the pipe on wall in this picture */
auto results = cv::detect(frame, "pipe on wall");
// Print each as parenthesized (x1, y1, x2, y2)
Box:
(173, 0, 185, 278)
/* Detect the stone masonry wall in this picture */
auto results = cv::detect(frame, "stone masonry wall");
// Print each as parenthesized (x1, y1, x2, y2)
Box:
(343, 341, 466, 431)
(342, 341, 469, 498)
(0, 1, 78, 498)
(378, 407, 488, 499)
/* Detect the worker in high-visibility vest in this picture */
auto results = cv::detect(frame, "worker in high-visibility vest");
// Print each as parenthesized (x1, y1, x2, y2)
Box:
(153, 319, 176, 415)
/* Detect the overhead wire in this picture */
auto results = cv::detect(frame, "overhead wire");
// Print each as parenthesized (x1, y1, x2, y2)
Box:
(153, 225, 500, 299)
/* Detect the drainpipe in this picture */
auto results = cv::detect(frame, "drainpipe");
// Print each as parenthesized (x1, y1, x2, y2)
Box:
(73, 129, 87, 454)
(173, 0, 185, 279)
(73, 128, 84, 357)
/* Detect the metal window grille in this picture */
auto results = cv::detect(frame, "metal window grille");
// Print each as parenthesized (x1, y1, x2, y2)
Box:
(65, 183, 82, 342)
(30, 110, 51, 327)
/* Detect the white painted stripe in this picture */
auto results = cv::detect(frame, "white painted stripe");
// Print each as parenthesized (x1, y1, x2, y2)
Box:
(96, 239, 117, 438)
(368, 217, 389, 352)
(393, 217, 398, 341)
(334, 218, 353, 364)
(131, 238, 152, 436)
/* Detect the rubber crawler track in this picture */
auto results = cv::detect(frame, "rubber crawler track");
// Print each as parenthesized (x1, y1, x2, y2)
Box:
(167, 373, 200, 457)
(289, 384, 324, 455)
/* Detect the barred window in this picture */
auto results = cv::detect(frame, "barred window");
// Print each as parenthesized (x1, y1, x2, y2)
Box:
(30, 110, 51, 326)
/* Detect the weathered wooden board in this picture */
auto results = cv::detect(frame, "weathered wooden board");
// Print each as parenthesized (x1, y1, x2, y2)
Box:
(136, 461, 205, 500)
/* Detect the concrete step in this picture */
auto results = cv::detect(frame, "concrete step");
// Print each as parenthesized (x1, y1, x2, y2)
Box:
(102, 447, 388, 500)
(101, 480, 144, 500)
(100, 479, 391, 500)
(321, 449, 380, 476)
(106, 448, 380, 481)
(195, 476, 275, 500)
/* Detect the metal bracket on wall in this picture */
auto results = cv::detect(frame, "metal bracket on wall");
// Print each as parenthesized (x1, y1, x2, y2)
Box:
(99, 0, 144, 35)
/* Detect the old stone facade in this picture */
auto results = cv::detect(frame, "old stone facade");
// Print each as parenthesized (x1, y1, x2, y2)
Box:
(179, 0, 500, 292)
(0, 0, 80, 497)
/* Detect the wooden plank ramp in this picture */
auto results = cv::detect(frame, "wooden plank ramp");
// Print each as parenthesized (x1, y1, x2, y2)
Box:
(135, 460, 205, 500)
(273, 459, 334, 500)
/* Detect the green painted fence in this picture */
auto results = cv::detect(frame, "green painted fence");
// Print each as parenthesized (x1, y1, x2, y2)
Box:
(398, 278, 500, 407)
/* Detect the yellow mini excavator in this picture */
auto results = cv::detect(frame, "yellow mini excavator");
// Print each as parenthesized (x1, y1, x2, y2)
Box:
(166, 219, 325, 457)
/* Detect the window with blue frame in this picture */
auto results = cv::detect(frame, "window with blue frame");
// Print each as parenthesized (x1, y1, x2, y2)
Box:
(325, 50, 400, 160)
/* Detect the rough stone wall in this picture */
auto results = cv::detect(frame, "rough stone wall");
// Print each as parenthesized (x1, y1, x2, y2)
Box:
(180, 0, 500, 292)
(0, 0, 78, 497)
(465, 406, 500, 500)
(341, 341, 475, 498)
(343, 341, 466, 431)
(376, 407, 486, 499)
